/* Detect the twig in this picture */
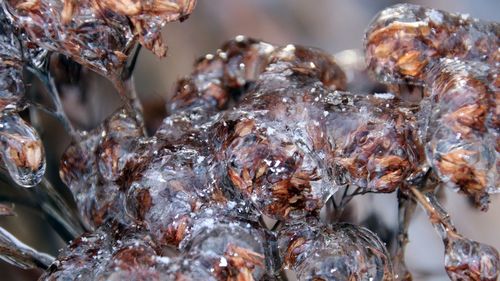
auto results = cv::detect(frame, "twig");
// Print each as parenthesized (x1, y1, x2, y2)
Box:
(0, 226, 54, 270)
(26, 65, 80, 142)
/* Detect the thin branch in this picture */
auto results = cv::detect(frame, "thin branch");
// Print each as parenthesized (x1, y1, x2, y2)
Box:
(26, 65, 80, 142)
(0, 226, 54, 270)
(121, 44, 142, 80)
(0, 172, 86, 241)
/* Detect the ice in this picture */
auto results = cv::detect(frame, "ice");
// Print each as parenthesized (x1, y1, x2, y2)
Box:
(365, 3, 499, 84)
(422, 59, 498, 209)
(409, 187, 499, 281)
(0, 226, 54, 270)
(278, 219, 394, 280)
(445, 236, 499, 281)
(0, 10, 25, 112)
(0, 113, 45, 187)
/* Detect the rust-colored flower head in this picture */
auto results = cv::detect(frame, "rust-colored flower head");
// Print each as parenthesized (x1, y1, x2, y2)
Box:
(179, 210, 269, 281)
(3, 0, 493, 276)
(0, 10, 25, 112)
(211, 48, 346, 219)
(3, 0, 197, 77)
(125, 148, 205, 247)
(444, 235, 500, 281)
(97, 108, 145, 182)
(365, 3, 499, 84)
(278, 219, 394, 280)
(169, 36, 275, 113)
(324, 92, 425, 193)
(98, 0, 197, 57)
(422, 59, 498, 209)
(268, 44, 347, 90)
(60, 108, 147, 227)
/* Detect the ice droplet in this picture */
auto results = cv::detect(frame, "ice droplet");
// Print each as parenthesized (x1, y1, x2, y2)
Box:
(0, 113, 45, 187)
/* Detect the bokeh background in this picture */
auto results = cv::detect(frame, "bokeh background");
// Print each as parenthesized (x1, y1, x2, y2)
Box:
(1, 0, 499, 280)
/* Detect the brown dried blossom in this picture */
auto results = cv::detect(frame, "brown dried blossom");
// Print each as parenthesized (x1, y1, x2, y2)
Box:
(3, 0, 197, 76)
(365, 4, 499, 209)
(98, 0, 196, 57)
(422, 59, 498, 209)
(278, 219, 394, 280)
(365, 3, 499, 84)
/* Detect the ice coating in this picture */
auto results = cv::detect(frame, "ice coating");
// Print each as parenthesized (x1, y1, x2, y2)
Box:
(125, 147, 208, 247)
(41, 224, 170, 281)
(0, 226, 54, 270)
(0, 9, 24, 112)
(0, 0, 196, 188)
(422, 59, 499, 209)
(323, 92, 424, 193)
(278, 219, 394, 280)
(97, 109, 145, 182)
(169, 37, 276, 112)
(98, 0, 197, 57)
(266, 44, 347, 91)
(409, 186, 500, 281)
(365, 3, 500, 210)
(212, 51, 423, 220)
(40, 227, 115, 280)
(365, 3, 499, 84)
(392, 192, 416, 281)
(62, 37, 427, 224)
(60, 108, 147, 226)
(0, 11, 47, 187)
(48, 35, 499, 281)
(0, 113, 45, 187)
(445, 236, 500, 281)
(178, 210, 269, 280)
(212, 83, 336, 219)
(2, 0, 132, 77)
(2, 0, 196, 77)
(41, 209, 270, 281)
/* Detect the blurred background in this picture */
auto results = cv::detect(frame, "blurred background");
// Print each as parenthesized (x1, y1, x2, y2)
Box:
(1, 0, 499, 280)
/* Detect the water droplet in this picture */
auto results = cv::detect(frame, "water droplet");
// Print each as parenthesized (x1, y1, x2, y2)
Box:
(0, 113, 45, 187)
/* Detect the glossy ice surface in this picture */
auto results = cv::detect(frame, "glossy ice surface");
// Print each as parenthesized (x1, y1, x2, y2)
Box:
(2, 0, 196, 76)
(0, 2, 498, 281)
(365, 3, 499, 84)
(278, 219, 393, 280)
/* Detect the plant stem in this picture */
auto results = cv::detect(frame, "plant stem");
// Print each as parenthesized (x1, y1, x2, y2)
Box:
(0, 226, 54, 270)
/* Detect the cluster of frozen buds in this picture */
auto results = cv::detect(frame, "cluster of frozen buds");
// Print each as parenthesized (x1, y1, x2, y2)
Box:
(0, 2, 498, 281)
(0, 0, 196, 187)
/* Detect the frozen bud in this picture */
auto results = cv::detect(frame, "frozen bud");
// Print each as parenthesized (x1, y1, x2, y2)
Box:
(279, 220, 394, 280)
(41, 228, 114, 280)
(4, 0, 196, 77)
(0, 113, 45, 187)
(99, 0, 197, 57)
(323, 92, 424, 193)
(269, 44, 347, 90)
(60, 109, 146, 226)
(169, 37, 275, 113)
(365, 3, 499, 84)
(125, 149, 205, 247)
(96, 238, 169, 281)
(180, 211, 269, 280)
(97, 108, 144, 182)
(445, 236, 499, 281)
(0, 10, 25, 112)
(422, 59, 498, 209)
